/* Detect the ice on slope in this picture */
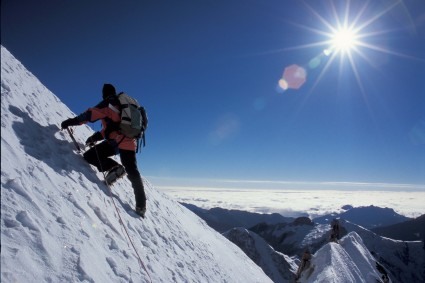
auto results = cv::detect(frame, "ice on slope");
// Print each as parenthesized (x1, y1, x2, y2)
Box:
(0, 45, 272, 283)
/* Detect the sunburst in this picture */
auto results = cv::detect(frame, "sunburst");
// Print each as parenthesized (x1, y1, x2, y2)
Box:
(278, 0, 412, 94)
(327, 27, 360, 55)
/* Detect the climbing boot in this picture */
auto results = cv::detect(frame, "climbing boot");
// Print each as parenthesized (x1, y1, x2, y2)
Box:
(105, 165, 126, 185)
(135, 206, 146, 218)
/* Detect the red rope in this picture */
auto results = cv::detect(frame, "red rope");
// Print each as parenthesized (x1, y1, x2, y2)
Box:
(104, 180, 153, 283)
(69, 128, 152, 282)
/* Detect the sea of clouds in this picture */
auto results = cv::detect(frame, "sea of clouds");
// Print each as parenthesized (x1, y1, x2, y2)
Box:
(151, 177, 425, 218)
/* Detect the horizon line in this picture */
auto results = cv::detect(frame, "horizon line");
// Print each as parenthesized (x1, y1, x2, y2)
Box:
(146, 176, 425, 192)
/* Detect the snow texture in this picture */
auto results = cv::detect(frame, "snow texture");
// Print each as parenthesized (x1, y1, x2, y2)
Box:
(299, 232, 384, 283)
(0, 45, 272, 283)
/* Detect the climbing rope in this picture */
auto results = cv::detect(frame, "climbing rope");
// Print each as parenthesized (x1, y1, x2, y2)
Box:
(66, 128, 152, 282)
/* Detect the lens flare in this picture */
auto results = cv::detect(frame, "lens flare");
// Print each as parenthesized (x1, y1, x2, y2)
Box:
(278, 78, 289, 91)
(279, 64, 307, 91)
(276, 1, 416, 95)
(308, 56, 322, 69)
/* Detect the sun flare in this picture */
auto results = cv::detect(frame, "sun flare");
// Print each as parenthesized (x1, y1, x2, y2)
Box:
(278, 1, 414, 94)
(329, 27, 359, 54)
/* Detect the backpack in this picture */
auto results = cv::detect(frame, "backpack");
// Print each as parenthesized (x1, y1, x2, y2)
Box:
(117, 92, 148, 149)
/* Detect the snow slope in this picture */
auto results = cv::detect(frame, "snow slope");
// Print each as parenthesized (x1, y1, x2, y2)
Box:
(0, 45, 272, 283)
(298, 232, 385, 283)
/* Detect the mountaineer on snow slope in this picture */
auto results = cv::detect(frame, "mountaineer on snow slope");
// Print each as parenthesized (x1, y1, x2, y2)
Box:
(61, 83, 147, 218)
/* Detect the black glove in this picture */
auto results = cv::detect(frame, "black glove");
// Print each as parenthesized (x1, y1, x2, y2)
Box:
(61, 117, 79, 129)
(85, 131, 103, 147)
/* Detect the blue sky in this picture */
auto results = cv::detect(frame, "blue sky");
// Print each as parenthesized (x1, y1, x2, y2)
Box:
(2, 0, 425, 188)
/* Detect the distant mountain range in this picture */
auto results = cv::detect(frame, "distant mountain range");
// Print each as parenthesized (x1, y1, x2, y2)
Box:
(184, 203, 425, 283)
(312, 205, 411, 229)
(183, 203, 413, 234)
(180, 202, 293, 232)
(371, 214, 425, 241)
(223, 227, 297, 283)
(237, 217, 425, 283)
(249, 217, 328, 256)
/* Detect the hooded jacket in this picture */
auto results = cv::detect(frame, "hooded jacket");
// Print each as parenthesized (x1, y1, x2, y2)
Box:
(76, 95, 136, 151)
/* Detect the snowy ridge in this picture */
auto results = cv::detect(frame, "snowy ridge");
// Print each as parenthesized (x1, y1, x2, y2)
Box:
(223, 226, 390, 282)
(244, 215, 424, 282)
(0, 46, 272, 283)
(299, 232, 384, 283)
(342, 220, 424, 283)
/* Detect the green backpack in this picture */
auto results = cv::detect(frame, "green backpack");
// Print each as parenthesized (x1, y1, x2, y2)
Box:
(117, 92, 148, 149)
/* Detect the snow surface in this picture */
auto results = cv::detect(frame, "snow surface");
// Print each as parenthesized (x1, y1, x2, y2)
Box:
(299, 232, 384, 283)
(342, 220, 424, 283)
(0, 45, 273, 283)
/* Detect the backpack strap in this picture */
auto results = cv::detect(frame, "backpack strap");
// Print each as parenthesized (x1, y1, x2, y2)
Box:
(108, 103, 120, 114)
(136, 132, 146, 154)
(136, 138, 141, 153)
(141, 131, 146, 147)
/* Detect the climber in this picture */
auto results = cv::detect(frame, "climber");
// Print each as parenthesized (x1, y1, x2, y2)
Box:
(61, 83, 147, 218)
(330, 219, 340, 242)
(296, 248, 312, 280)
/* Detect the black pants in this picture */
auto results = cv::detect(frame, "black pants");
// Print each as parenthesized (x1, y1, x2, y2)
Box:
(83, 141, 146, 208)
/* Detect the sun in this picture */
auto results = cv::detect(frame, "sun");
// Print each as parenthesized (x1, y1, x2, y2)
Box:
(323, 26, 360, 56)
(329, 27, 359, 54)
(277, 1, 413, 93)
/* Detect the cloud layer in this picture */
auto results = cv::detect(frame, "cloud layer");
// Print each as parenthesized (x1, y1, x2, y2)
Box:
(151, 178, 425, 218)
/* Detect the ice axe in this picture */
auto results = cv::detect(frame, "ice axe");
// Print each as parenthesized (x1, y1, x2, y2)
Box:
(66, 128, 81, 152)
